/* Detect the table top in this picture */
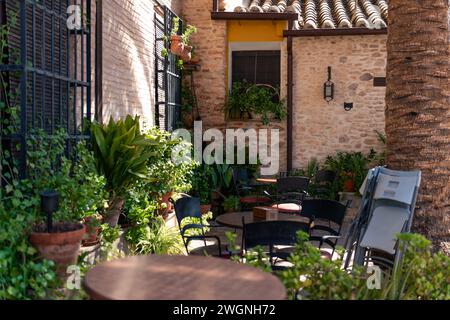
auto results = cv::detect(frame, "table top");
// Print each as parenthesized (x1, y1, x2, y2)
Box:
(216, 211, 309, 229)
(83, 255, 287, 300)
(256, 178, 278, 184)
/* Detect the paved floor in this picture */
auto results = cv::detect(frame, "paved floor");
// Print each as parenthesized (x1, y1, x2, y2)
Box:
(189, 213, 356, 260)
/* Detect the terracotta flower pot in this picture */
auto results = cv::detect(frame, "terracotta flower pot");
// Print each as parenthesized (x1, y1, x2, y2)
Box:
(343, 173, 355, 192)
(180, 45, 193, 62)
(200, 204, 212, 215)
(82, 216, 102, 247)
(158, 192, 175, 218)
(170, 35, 184, 56)
(30, 223, 86, 278)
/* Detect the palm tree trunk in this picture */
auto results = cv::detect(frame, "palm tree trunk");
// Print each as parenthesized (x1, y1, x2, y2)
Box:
(386, 0, 450, 255)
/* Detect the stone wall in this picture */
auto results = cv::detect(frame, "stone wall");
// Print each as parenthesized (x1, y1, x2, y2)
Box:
(182, 0, 228, 129)
(101, 0, 181, 127)
(182, 0, 288, 171)
(292, 35, 387, 168)
(182, 2, 386, 173)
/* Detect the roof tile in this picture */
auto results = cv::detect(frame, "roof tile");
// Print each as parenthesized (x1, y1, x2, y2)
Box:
(224, 0, 388, 30)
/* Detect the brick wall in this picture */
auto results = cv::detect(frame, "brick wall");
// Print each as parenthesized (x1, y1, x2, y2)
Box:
(101, 0, 181, 127)
(181, 0, 228, 129)
(292, 35, 387, 168)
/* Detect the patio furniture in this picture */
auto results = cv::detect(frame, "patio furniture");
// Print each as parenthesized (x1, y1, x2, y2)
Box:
(266, 176, 310, 213)
(312, 170, 337, 199)
(344, 167, 421, 271)
(300, 199, 349, 259)
(172, 194, 227, 257)
(216, 211, 309, 230)
(83, 255, 287, 300)
(242, 220, 310, 270)
(232, 167, 271, 209)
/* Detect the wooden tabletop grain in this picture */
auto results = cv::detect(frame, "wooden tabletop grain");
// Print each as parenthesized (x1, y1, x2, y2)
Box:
(84, 255, 287, 300)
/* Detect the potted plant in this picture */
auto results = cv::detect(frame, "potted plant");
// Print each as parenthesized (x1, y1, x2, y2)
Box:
(26, 130, 108, 279)
(223, 196, 241, 213)
(342, 172, 356, 192)
(225, 81, 287, 125)
(191, 163, 213, 215)
(82, 213, 103, 247)
(91, 115, 158, 227)
(29, 189, 86, 278)
(168, 17, 197, 63)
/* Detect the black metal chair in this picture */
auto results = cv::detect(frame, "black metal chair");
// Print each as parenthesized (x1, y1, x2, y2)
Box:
(312, 170, 337, 199)
(242, 220, 310, 270)
(265, 176, 310, 213)
(300, 199, 349, 259)
(172, 194, 228, 257)
(233, 167, 271, 209)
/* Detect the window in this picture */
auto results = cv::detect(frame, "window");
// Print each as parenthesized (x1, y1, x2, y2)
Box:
(232, 50, 281, 88)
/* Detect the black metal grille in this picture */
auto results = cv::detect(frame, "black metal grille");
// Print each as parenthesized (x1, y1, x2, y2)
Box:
(154, 5, 182, 132)
(0, 0, 93, 178)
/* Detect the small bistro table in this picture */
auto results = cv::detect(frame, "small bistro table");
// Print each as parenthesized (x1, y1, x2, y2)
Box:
(216, 211, 309, 229)
(83, 255, 287, 300)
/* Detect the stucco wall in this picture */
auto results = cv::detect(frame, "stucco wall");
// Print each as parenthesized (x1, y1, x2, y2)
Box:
(292, 35, 387, 168)
(101, 0, 181, 127)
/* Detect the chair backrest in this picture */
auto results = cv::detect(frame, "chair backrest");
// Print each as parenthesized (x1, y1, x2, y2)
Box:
(233, 167, 250, 186)
(277, 176, 310, 194)
(173, 195, 202, 227)
(243, 220, 309, 250)
(301, 199, 348, 226)
(314, 170, 337, 185)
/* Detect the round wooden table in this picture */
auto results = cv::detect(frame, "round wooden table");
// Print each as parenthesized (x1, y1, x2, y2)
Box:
(84, 255, 287, 300)
(216, 211, 309, 229)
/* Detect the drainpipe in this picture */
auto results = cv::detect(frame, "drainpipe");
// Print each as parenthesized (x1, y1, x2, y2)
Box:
(95, 0, 103, 123)
(287, 20, 294, 172)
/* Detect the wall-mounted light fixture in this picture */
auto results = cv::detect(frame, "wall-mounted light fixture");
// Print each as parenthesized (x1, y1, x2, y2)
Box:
(344, 102, 354, 111)
(324, 66, 334, 102)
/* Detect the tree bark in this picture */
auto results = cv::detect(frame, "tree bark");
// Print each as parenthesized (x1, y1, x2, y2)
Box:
(386, 0, 450, 255)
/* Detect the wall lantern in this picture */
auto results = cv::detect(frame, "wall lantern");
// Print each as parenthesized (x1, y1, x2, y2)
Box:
(41, 190, 60, 233)
(324, 66, 334, 102)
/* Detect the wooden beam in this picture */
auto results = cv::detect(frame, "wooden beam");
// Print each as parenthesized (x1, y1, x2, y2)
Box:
(283, 28, 388, 37)
(211, 12, 299, 21)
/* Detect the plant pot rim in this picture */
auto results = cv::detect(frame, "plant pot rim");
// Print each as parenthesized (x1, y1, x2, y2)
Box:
(30, 223, 86, 245)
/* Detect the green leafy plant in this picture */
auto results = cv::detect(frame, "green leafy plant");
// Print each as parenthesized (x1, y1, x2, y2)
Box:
(90, 115, 158, 226)
(126, 215, 185, 255)
(223, 196, 241, 213)
(210, 164, 234, 197)
(225, 81, 287, 125)
(323, 151, 376, 194)
(237, 231, 450, 300)
(191, 163, 212, 205)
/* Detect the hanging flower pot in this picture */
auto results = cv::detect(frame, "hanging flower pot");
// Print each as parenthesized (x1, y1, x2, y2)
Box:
(30, 223, 86, 278)
(180, 45, 193, 62)
(170, 35, 184, 56)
